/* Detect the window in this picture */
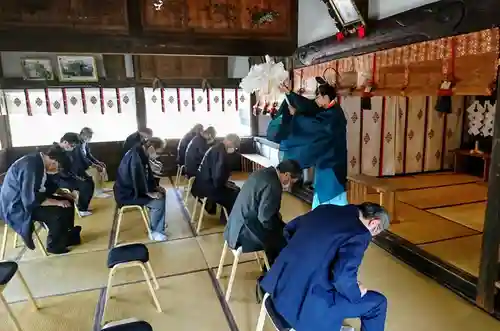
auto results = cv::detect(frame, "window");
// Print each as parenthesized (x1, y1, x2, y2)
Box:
(145, 87, 251, 139)
(5, 87, 137, 147)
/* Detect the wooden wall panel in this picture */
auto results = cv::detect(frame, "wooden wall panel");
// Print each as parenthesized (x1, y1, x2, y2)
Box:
(361, 97, 383, 176)
(137, 55, 228, 80)
(342, 96, 361, 176)
(405, 96, 427, 173)
(444, 96, 465, 168)
(395, 97, 407, 174)
(424, 97, 445, 171)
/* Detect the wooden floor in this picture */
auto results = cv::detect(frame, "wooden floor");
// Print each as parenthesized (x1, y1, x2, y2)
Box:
(1, 173, 499, 331)
(381, 173, 487, 277)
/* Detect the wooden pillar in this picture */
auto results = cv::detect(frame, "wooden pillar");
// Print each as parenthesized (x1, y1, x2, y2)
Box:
(476, 80, 500, 312)
(135, 86, 147, 130)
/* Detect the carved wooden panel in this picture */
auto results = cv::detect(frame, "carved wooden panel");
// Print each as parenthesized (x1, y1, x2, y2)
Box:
(0, 0, 73, 27)
(142, 0, 188, 31)
(71, 0, 128, 32)
(137, 55, 228, 79)
(142, 0, 290, 36)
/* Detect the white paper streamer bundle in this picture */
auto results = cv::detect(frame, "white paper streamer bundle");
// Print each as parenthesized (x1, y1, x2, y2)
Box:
(239, 55, 290, 106)
(482, 101, 496, 137)
(467, 99, 496, 137)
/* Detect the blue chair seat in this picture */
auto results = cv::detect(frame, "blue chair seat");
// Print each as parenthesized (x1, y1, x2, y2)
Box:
(107, 244, 149, 268)
(0, 261, 18, 286)
(102, 320, 152, 331)
(265, 295, 293, 331)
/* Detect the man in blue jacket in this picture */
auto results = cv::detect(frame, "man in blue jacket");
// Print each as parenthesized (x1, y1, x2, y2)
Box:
(114, 139, 167, 241)
(0, 143, 81, 254)
(260, 203, 390, 331)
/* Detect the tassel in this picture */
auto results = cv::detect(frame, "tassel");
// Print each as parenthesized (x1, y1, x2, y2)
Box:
(361, 96, 372, 110)
(357, 25, 366, 38)
(435, 96, 452, 114)
(336, 32, 345, 42)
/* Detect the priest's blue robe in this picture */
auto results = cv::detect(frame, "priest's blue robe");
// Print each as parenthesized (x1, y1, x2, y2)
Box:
(267, 92, 347, 207)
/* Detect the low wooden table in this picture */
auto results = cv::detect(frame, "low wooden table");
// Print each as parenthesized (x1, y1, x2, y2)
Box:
(451, 149, 491, 181)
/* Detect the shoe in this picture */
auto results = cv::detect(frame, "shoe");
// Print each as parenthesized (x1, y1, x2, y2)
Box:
(78, 210, 93, 217)
(67, 226, 82, 246)
(94, 192, 111, 198)
(149, 232, 167, 242)
(101, 188, 113, 193)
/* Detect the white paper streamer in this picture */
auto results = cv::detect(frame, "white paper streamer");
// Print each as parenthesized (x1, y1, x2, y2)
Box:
(240, 55, 289, 105)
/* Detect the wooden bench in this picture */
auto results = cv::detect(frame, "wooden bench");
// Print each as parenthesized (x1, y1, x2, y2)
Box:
(241, 154, 275, 172)
(347, 174, 396, 222)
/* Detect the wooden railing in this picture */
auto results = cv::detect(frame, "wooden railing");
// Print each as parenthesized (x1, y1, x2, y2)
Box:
(347, 174, 396, 222)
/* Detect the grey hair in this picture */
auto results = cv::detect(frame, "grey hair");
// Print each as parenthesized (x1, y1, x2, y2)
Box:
(225, 133, 241, 148)
(80, 127, 93, 135)
(358, 202, 390, 230)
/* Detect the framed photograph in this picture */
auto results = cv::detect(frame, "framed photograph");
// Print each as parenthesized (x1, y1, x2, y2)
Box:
(21, 58, 55, 80)
(328, 0, 362, 25)
(57, 56, 98, 82)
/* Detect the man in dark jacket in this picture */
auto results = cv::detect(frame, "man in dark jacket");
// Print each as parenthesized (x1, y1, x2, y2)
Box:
(53, 132, 95, 217)
(0, 143, 81, 254)
(193, 133, 240, 221)
(114, 138, 167, 242)
(79, 127, 111, 198)
(122, 128, 153, 157)
(177, 123, 203, 165)
(184, 126, 216, 177)
(260, 203, 390, 331)
(224, 159, 301, 265)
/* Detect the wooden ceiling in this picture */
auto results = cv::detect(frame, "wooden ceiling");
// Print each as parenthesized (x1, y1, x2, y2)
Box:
(0, 0, 298, 56)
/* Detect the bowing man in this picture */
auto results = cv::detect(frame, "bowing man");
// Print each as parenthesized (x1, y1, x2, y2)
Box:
(177, 123, 204, 166)
(184, 126, 216, 177)
(194, 133, 240, 221)
(224, 159, 302, 265)
(122, 128, 153, 157)
(54, 132, 95, 217)
(114, 138, 167, 242)
(78, 127, 112, 198)
(260, 203, 390, 331)
(0, 143, 81, 255)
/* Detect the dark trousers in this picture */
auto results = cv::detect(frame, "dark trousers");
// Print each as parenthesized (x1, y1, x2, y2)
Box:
(336, 290, 387, 331)
(263, 219, 286, 266)
(206, 185, 240, 223)
(75, 176, 94, 211)
(31, 196, 76, 252)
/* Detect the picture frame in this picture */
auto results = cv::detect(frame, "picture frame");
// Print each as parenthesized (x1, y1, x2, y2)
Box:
(328, 0, 363, 25)
(21, 58, 55, 81)
(57, 56, 98, 82)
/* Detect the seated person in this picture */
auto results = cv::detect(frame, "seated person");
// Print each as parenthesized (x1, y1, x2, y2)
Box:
(224, 159, 302, 265)
(0, 143, 82, 255)
(192, 133, 240, 222)
(260, 203, 390, 331)
(53, 132, 95, 217)
(78, 127, 112, 198)
(122, 128, 153, 157)
(177, 123, 204, 166)
(114, 139, 167, 242)
(147, 137, 166, 187)
(184, 126, 216, 177)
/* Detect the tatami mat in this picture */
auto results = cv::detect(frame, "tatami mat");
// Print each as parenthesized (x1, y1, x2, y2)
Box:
(396, 183, 487, 209)
(102, 271, 230, 331)
(280, 192, 310, 222)
(1, 289, 99, 331)
(419, 235, 482, 277)
(3, 238, 207, 302)
(428, 202, 486, 232)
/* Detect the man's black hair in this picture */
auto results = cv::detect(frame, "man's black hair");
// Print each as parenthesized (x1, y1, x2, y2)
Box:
(60, 132, 81, 145)
(277, 159, 302, 179)
(315, 83, 337, 102)
(80, 127, 93, 135)
(45, 143, 71, 168)
(357, 202, 390, 230)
